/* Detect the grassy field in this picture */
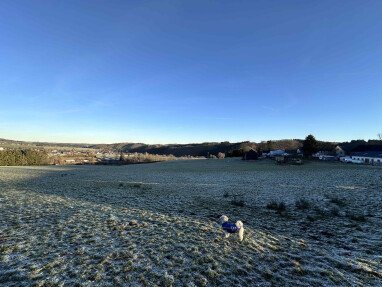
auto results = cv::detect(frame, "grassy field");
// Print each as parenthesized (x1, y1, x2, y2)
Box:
(0, 159, 381, 286)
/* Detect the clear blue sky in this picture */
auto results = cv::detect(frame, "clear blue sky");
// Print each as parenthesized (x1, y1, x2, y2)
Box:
(0, 0, 381, 144)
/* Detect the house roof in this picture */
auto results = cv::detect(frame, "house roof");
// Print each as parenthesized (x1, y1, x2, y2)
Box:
(351, 151, 382, 158)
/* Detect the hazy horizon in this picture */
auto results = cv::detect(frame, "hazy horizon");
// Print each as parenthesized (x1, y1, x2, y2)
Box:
(1, 1, 381, 143)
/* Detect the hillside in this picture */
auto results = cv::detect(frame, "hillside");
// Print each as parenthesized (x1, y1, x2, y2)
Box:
(92, 141, 258, 157)
(2, 138, 381, 157)
(0, 138, 92, 149)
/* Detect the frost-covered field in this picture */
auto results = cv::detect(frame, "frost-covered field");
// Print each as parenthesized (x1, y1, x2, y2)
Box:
(0, 159, 381, 286)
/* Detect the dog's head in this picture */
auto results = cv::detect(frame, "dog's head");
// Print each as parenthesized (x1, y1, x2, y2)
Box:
(219, 215, 229, 224)
(235, 221, 243, 228)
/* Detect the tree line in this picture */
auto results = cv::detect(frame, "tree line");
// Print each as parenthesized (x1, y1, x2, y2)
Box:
(0, 149, 49, 166)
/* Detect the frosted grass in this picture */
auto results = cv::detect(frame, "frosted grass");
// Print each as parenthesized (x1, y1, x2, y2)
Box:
(0, 159, 381, 286)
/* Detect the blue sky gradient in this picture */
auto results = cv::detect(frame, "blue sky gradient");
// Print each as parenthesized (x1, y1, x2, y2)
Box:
(0, 0, 381, 143)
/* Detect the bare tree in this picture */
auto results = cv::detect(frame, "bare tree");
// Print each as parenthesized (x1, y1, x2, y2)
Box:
(378, 133, 382, 140)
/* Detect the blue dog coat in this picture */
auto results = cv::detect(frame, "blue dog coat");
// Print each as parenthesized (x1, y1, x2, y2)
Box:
(222, 222, 240, 233)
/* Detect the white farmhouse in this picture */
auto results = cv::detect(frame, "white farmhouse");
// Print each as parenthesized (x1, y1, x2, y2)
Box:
(351, 151, 382, 165)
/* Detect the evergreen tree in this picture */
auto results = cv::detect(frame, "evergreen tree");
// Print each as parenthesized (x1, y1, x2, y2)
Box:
(303, 134, 318, 157)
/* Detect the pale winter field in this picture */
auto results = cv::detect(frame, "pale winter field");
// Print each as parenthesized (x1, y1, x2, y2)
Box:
(0, 159, 381, 287)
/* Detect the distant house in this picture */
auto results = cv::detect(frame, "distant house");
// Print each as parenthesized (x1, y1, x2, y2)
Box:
(269, 150, 287, 157)
(285, 149, 303, 157)
(335, 146, 345, 157)
(319, 155, 336, 161)
(243, 150, 259, 160)
(313, 151, 323, 158)
(351, 151, 382, 165)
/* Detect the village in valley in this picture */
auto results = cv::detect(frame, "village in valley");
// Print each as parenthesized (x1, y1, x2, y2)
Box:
(252, 145, 382, 165)
(1, 135, 382, 166)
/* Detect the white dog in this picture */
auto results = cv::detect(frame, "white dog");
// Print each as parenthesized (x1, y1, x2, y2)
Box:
(219, 215, 244, 241)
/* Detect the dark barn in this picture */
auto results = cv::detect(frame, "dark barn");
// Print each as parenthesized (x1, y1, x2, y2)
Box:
(242, 149, 259, 160)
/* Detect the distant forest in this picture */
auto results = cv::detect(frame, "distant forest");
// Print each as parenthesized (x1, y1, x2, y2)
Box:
(1, 138, 382, 160)
(91, 139, 382, 157)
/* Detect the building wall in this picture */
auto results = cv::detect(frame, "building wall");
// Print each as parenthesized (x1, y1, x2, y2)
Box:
(351, 156, 382, 165)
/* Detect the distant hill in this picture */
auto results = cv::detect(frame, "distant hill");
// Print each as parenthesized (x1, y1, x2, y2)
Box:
(0, 138, 258, 156)
(91, 139, 308, 157)
(0, 138, 93, 149)
(351, 144, 382, 152)
(339, 140, 382, 153)
(1, 138, 381, 157)
(91, 141, 258, 157)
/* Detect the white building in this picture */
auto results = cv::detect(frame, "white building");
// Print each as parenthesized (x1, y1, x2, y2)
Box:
(339, 156, 352, 163)
(351, 152, 382, 165)
(269, 150, 288, 157)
